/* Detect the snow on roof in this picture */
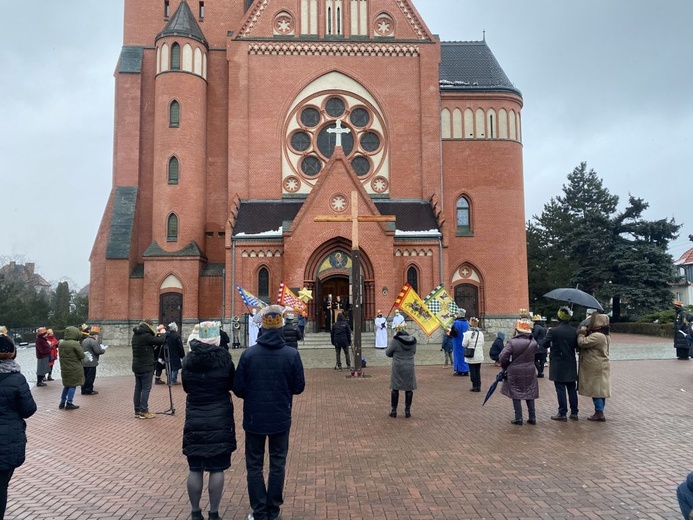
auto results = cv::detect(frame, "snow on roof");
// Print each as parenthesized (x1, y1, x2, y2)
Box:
(394, 229, 441, 237)
(234, 227, 283, 238)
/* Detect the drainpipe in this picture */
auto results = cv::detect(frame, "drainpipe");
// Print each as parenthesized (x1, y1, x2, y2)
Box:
(231, 237, 236, 319)
(438, 234, 444, 285)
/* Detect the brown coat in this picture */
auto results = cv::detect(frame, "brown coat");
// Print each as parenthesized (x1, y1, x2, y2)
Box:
(499, 333, 539, 400)
(577, 315, 611, 398)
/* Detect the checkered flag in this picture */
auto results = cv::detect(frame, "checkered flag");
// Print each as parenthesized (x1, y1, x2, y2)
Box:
(423, 284, 458, 329)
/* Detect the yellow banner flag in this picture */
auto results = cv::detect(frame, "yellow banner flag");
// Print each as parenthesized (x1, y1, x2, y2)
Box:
(394, 283, 441, 336)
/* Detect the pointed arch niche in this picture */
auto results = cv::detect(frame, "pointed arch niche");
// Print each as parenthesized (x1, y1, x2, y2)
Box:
(451, 263, 485, 321)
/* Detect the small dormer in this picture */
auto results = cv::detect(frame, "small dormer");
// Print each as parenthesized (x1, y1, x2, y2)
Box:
(155, 0, 209, 79)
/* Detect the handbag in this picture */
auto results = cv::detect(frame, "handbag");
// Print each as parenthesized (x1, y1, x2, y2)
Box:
(464, 331, 480, 358)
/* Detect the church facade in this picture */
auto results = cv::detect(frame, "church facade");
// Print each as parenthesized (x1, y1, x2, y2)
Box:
(89, 0, 529, 342)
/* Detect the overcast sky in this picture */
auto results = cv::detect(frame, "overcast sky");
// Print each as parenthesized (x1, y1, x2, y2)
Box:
(2, 1, 692, 289)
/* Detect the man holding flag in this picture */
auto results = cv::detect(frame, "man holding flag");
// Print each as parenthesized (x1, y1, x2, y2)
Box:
(449, 310, 470, 376)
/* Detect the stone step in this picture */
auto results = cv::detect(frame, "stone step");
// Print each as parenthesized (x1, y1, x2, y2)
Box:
(299, 332, 375, 349)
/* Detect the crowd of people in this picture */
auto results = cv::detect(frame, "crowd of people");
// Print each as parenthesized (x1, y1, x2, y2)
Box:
(1, 297, 692, 518)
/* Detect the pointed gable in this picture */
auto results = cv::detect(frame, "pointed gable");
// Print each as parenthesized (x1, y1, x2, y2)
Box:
(287, 148, 392, 237)
(236, 0, 433, 41)
(156, 0, 208, 46)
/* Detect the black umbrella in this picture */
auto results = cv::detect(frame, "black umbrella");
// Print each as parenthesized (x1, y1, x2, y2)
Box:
(543, 288, 604, 311)
(482, 369, 506, 406)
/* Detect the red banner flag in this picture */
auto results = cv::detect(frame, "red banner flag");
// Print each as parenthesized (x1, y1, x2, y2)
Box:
(277, 282, 308, 317)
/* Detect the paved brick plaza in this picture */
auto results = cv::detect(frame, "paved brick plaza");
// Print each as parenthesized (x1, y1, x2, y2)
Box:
(8, 356, 692, 519)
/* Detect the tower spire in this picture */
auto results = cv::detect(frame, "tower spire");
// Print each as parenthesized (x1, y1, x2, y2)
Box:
(156, 0, 208, 46)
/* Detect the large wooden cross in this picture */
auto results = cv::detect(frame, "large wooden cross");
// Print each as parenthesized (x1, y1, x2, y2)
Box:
(315, 191, 395, 373)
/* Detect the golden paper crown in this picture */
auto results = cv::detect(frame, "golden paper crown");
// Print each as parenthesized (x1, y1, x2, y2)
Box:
(515, 318, 533, 334)
(261, 305, 285, 329)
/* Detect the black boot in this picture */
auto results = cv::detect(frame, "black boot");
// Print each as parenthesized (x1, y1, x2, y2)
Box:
(37, 375, 47, 387)
(512, 399, 523, 424)
(404, 391, 413, 418)
(389, 390, 399, 417)
(527, 399, 537, 424)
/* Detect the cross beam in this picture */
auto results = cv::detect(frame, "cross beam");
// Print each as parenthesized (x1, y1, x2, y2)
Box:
(315, 192, 396, 374)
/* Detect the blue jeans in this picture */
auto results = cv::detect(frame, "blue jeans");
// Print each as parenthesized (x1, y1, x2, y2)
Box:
(677, 478, 693, 519)
(592, 397, 606, 413)
(169, 369, 179, 383)
(60, 386, 76, 404)
(245, 429, 290, 520)
(554, 381, 578, 416)
(133, 371, 153, 413)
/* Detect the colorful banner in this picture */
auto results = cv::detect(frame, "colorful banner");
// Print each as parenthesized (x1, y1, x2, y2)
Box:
(394, 283, 440, 336)
(236, 286, 268, 309)
(277, 282, 308, 317)
(423, 284, 459, 329)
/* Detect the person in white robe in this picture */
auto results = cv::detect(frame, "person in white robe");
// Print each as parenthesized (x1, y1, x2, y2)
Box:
(374, 310, 388, 349)
(248, 308, 261, 346)
(391, 311, 405, 330)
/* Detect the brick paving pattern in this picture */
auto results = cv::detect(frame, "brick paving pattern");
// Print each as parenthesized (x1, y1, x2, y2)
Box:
(8, 356, 691, 519)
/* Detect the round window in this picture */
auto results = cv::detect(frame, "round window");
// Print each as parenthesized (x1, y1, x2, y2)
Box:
(317, 124, 355, 158)
(325, 97, 346, 118)
(301, 155, 322, 176)
(350, 107, 370, 128)
(360, 131, 381, 153)
(290, 131, 311, 152)
(300, 107, 321, 128)
(351, 156, 371, 176)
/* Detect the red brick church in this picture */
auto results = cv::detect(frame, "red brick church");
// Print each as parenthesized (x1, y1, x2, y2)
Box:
(89, 0, 528, 341)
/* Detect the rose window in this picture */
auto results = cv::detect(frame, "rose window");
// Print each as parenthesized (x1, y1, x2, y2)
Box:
(284, 94, 387, 188)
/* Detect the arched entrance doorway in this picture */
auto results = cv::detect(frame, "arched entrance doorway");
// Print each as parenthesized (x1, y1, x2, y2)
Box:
(318, 275, 350, 332)
(159, 274, 184, 331)
(452, 263, 484, 321)
(304, 238, 375, 333)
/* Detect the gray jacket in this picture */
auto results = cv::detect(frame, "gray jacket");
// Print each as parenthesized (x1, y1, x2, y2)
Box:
(386, 331, 417, 391)
(81, 336, 105, 368)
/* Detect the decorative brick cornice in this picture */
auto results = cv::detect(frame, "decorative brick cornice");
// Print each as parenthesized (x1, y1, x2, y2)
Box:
(248, 41, 420, 57)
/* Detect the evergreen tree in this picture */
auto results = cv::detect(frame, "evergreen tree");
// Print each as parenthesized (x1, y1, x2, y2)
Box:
(527, 163, 680, 321)
(52, 281, 72, 329)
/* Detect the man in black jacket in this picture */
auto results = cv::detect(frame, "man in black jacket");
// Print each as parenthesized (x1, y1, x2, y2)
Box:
(131, 320, 165, 419)
(281, 313, 303, 349)
(233, 305, 305, 520)
(541, 307, 579, 421)
(330, 313, 352, 370)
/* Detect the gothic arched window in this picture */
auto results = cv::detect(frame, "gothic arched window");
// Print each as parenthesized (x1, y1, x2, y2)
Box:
(407, 266, 419, 293)
(167, 213, 179, 242)
(171, 43, 181, 70)
(169, 100, 180, 127)
(456, 196, 472, 236)
(168, 156, 179, 184)
(258, 267, 269, 300)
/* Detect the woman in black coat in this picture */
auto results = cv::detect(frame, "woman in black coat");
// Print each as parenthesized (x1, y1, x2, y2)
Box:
(182, 322, 236, 520)
(0, 334, 37, 518)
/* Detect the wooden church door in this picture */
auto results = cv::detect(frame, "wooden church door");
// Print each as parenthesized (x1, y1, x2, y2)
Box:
(454, 284, 479, 320)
